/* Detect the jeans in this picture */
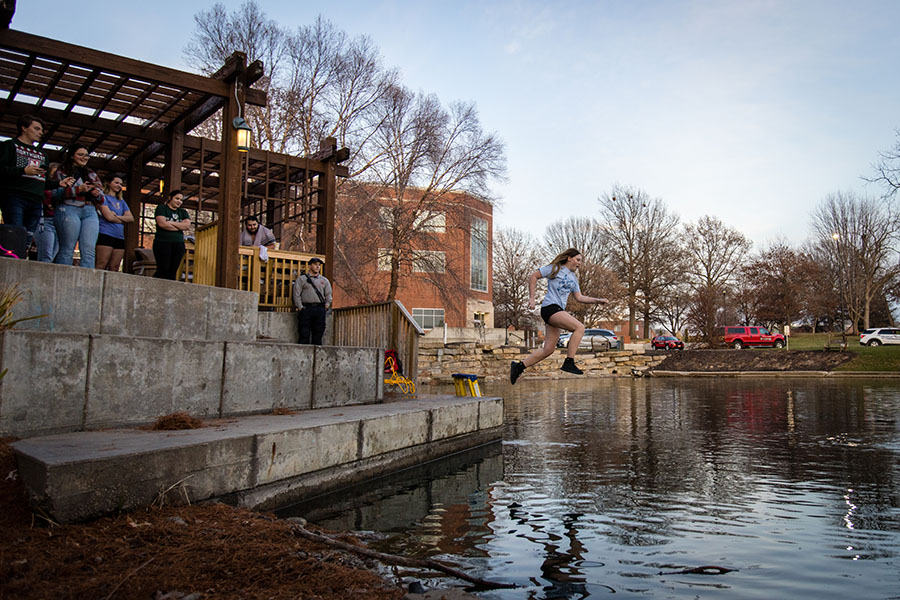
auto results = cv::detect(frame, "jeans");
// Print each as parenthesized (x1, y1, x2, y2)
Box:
(34, 216, 58, 263)
(0, 194, 42, 255)
(54, 203, 99, 268)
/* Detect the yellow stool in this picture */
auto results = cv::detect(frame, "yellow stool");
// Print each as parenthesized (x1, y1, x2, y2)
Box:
(452, 373, 482, 397)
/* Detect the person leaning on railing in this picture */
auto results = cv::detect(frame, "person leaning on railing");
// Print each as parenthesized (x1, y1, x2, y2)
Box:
(239, 215, 276, 249)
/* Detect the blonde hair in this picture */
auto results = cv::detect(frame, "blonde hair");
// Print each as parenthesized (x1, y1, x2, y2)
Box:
(548, 248, 581, 279)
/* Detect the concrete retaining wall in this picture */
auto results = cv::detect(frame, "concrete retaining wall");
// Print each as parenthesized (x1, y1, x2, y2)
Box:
(0, 329, 382, 438)
(1, 258, 258, 341)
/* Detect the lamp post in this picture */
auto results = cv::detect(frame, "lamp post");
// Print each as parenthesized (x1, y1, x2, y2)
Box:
(832, 233, 847, 346)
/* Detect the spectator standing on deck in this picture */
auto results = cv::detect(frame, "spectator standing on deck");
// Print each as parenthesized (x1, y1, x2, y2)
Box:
(96, 175, 134, 272)
(153, 189, 190, 280)
(292, 257, 332, 345)
(52, 144, 102, 268)
(0, 114, 49, 255)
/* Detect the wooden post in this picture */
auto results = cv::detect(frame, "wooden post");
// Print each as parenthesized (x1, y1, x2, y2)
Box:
(123, 156, 143, 273)
(215, 62, 246, 290)
(163, 122, 184, 194)
(317, 137, 337, 280)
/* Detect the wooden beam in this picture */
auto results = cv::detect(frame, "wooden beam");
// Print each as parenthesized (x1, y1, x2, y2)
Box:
(0, 29, 234, 98)
(3, 100, 169, 144)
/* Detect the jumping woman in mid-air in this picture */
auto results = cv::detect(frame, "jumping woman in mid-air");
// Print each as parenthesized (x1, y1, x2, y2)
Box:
(510, 248, 608, 384)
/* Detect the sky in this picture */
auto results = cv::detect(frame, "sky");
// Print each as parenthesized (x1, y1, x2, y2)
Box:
(10, 0, 900, 249)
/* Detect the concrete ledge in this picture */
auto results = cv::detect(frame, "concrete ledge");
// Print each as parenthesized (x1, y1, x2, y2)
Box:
(0, 330, 383, 437)
(222, 342, 315, 413)
(11, 395, 504, 522)
(2, 259, 258, 342)
(86, 336, 225, 428)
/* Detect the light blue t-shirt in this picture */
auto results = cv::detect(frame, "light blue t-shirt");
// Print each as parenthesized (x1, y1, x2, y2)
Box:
(539, 264, 580, 308)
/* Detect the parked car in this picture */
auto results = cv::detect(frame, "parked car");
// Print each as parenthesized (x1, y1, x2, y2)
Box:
(651, 335, 684, 350)
(717, 326, 786, 349)
(859, 328, 900, 346)
(557, 328, 619, 351)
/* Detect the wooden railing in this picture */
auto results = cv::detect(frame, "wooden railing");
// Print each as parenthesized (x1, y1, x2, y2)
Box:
(332, 301, 424, 384)
(177, 221, 324, 311)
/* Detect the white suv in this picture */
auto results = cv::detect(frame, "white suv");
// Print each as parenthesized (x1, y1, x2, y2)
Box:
(859, 328, 900, 346)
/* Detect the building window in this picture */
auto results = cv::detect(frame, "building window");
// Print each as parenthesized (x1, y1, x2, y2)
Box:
(377, 248, 392, 271)
(413, 308, 445, 330)
(470, 217, 488, 292)
(414, 211, 445, 233)
(412, 250, 445, 273)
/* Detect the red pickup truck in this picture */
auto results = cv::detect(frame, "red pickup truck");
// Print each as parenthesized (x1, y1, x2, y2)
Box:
(718, 326, 786, 349)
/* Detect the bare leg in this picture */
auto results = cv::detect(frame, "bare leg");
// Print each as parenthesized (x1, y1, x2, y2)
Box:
(522, 325, 562, 368)
(108, 248, 125, 272)
(548, 312, 586, 359)
(95, 245, 112, 270)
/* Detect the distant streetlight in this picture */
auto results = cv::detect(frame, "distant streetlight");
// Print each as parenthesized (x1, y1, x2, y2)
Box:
(832, 233, 847, 345)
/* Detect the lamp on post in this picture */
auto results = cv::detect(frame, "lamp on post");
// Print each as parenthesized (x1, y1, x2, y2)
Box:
(232, 117, 252, 153)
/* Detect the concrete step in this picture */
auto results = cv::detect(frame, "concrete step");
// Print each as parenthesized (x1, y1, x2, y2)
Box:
(11, 395, 504, 523)
(0, 330, 382, 438)
(1, 258, 259, 342)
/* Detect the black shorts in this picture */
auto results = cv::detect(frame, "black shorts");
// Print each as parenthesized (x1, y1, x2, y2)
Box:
(540, 303, 565, 325)
(96, 233, 125, 250)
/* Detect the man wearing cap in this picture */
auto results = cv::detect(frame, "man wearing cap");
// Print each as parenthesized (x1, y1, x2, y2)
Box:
(292, 257, 332, 345)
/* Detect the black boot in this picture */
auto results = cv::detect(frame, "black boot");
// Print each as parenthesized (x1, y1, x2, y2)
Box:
(561, 357, 583, 375)
(510, 360, 526, 384)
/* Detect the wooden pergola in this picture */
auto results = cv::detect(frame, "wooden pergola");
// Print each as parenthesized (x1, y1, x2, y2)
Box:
(0, 26, 348, 286)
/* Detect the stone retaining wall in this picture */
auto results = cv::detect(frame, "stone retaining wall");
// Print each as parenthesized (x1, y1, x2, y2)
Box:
(417, 340, 667, 384)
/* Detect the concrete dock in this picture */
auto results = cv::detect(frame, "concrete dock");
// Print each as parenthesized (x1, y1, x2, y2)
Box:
(12, 395, 503, 522)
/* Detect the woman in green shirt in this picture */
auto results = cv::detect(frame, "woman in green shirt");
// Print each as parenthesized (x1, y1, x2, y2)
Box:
(153, 189, 190, 280)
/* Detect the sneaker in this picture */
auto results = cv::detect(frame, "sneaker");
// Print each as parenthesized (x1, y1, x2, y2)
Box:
(560, 357, 583, 375)
(510, 360, 526, 385)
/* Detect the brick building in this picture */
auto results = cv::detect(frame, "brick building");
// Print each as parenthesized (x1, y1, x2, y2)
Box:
(332, 183, 494, 330)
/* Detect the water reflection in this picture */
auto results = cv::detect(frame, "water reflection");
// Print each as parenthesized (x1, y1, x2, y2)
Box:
(283, 378, 900, 599)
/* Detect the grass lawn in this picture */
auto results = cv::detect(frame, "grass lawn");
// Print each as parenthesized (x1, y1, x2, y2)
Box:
(787, 333, 900, 371)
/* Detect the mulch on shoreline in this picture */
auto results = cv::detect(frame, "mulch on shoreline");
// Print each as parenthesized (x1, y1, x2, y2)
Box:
(0, 439, 405, 600)
(650, 349, 854, 372)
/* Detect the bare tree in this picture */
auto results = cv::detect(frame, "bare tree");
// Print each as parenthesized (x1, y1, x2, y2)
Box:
(598, 186, 682, 339)
(654, 281, 693, 337)
(353, 86, 505, 301)
(811, 191, 900, 332)
(866, 128, 900, 200)
(493, 228, 543, 330)
(185, 3, 397, 163)
(739, 241, 812, 331)
(683, 215, 752, 342)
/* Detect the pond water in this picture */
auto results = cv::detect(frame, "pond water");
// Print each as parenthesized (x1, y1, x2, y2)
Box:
(279, 378, 900, 599)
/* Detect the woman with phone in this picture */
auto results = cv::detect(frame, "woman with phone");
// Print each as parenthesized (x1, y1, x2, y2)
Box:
(52, 144, 102, 268)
